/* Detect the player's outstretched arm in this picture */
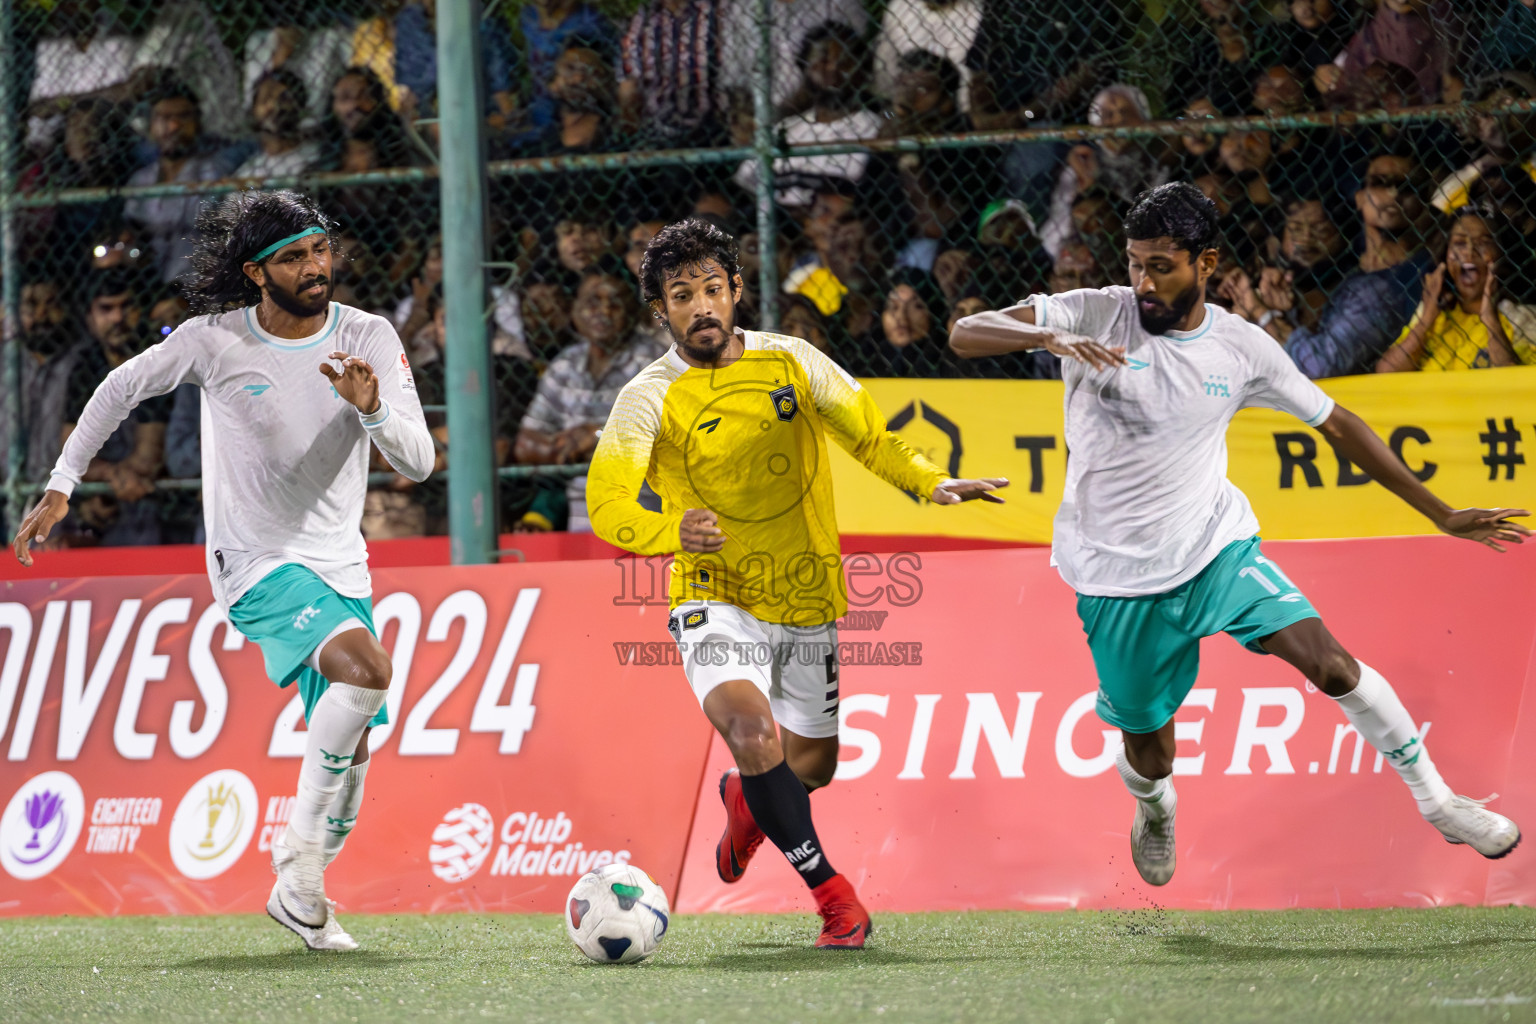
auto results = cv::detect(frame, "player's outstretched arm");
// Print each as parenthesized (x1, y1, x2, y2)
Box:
(17, 333, 205, 566)
(930, 478, 1010, 504)
(1317, 404, 1531, 551)
(950, 303, 1127, 369)
(790, 338, 1013, 503)
(587, 385, 686, 555)
(949, 305, 1042, 358)
(793, 339, 951, 497)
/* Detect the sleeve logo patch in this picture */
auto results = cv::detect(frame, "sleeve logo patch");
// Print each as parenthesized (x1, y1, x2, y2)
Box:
(770, 384, 798, 422)
(682, 608, 708, 630)
(398, 351, 416, 392)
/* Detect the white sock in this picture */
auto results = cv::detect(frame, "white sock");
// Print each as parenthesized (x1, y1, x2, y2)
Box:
(290, 683, 386, 845)
(1331, 661, 1452, 816)
(1115, 745, 1176, 822)
(322, 761, 369, 866)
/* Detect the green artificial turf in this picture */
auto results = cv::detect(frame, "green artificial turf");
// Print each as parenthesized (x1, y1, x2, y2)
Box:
(2, 908, 1534, 1023)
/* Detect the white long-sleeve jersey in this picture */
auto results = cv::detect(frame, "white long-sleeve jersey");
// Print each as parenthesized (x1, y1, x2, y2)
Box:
(47, 302, 434, 609)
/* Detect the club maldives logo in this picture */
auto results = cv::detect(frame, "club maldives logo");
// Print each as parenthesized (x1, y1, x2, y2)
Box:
(429, 803, 496, 883)
(168, 769, 259, 880)
(1, 772, 85, 880)
(430, 807, 633, 884)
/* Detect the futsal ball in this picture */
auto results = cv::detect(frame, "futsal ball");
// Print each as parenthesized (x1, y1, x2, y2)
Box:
(565, 863, 671, 963)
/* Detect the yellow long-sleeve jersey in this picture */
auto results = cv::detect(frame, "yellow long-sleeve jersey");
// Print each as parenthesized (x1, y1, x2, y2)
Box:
(588, 330, 948, 625)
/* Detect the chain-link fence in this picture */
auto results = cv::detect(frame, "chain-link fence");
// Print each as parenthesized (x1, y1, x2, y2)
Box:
(4, 0, 1536, 550)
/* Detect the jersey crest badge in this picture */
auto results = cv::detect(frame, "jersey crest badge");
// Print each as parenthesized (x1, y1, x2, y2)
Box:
(682, 609, 708, 630)
(770, 384, 798, 422)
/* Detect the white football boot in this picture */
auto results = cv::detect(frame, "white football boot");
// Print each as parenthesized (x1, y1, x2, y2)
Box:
(1129, 785, 1177, 886)
(268, 828, 335, 948)
(1427, 795, 1522, 859)
(315, 899, 360, 951)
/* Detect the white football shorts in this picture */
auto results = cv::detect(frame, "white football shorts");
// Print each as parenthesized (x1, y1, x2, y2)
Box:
(667, 600, 840, 739)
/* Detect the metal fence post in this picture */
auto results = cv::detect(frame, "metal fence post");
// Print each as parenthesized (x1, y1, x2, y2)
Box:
(438, 0, 497, 564)
(750, 0, 778, 331)
(0, 0, 21, 532)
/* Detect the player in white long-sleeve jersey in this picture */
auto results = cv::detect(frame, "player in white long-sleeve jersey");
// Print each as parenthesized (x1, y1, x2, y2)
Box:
(950, 182, 1529, 886)
(12, 191, 435, 949)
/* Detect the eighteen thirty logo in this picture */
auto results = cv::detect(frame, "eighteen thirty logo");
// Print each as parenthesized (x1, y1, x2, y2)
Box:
(168, 769, 259, 880)
(1, 771, 85, 880)
(430, 803, 496, 883)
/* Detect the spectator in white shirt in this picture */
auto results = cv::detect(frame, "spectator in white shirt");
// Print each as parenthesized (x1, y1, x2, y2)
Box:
(233, 70, 321, 180)
(242, 15, 356, 130)
(873, 0, 982, 113)
(717, 0, 868, 111)
(734, 21, 883, 211)
(131, 0, 242, 137)
(26, 0, 135, 151)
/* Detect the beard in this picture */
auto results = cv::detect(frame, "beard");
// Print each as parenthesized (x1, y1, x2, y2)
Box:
(159, 136, 194, 160)
(673, 315, 733, 363)
(266, 273, 333, 317)
(1136, 280, 1203, 334)
(22, 324, 71, 359)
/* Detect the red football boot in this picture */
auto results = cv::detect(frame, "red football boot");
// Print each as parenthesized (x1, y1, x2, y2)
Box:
(812, 874, 872, 949)
(716, 769, 766, 884)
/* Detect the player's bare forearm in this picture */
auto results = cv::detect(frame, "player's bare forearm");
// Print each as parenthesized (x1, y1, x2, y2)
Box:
(949, 306, 1045, 358)
(1315, 405, 1530, 550)
(1317, 405, 1453, 525)
(951, 306, 1126, 369)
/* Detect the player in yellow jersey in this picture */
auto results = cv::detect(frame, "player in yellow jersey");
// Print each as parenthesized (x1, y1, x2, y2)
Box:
(588, 219, 1007, 948)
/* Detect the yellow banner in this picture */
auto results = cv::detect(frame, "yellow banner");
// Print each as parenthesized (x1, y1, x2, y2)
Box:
(829, 366, 1536, 542)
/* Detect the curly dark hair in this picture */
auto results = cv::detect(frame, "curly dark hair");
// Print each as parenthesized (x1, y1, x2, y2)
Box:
(637, 218, 741, 306)
(185, 190, 339, 314)
(1124, 182, 1222, 259)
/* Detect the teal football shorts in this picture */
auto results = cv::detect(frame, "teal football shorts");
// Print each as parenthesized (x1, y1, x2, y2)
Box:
(1076, 536, 1319, 735)
(227, 563, 388, 727)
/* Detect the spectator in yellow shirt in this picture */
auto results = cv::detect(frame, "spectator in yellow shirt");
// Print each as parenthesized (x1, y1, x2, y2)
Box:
(1377, 206, 1536, 372)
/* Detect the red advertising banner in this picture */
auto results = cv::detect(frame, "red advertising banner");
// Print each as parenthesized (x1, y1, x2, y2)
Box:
(2, 538, 1533, 919)
(0, 562, 714, 917)
(674, 539, 1536, 912)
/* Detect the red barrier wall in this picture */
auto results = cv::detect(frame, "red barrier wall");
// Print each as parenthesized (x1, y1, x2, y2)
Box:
(677, 539, 1536, 912)
(0, 533, 1023, 579)
(1, 537, 1532, 917)
(0, 562, 713, 915)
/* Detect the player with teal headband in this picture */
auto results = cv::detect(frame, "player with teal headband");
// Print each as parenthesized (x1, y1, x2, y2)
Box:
(13, 190, 435, 950)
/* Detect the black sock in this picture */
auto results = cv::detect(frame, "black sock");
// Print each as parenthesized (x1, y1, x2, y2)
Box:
(738, 759, 837, 889)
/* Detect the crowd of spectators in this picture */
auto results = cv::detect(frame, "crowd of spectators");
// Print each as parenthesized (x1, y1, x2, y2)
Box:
(9, 0, 1536, 544)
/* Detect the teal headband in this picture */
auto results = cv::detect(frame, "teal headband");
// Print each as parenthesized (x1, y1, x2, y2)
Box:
(250, 225, 326, 263)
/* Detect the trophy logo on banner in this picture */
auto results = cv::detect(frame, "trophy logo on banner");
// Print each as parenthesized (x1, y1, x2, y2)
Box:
(170, 770, 259, 880)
